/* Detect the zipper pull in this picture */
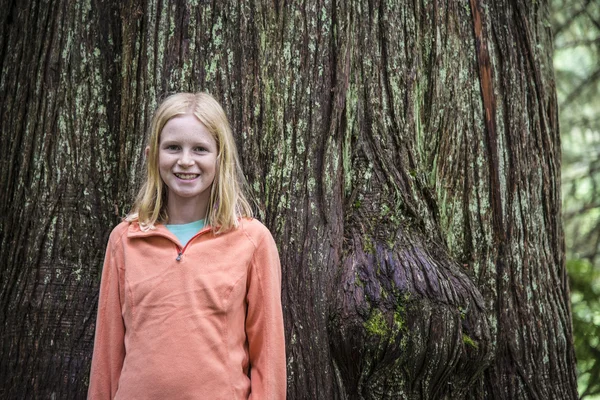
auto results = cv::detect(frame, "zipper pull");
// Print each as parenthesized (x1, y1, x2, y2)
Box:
(176, 251, 182, 261)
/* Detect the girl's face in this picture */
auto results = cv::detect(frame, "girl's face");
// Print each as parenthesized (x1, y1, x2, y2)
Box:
(158, 114, 218, 216)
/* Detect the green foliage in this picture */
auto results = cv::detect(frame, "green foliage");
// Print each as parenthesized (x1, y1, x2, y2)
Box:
(552, 0, 600, 398)
(569, 258, 600, 399)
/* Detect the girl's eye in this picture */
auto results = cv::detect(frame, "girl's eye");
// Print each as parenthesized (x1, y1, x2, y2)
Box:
(195, 147, 208, 152)
(166, 145, 180, 151)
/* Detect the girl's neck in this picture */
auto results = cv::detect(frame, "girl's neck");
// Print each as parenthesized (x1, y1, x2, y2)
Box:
(166, 199, 208, 224)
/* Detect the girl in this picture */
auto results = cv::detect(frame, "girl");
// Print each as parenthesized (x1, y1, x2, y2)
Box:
(88, 93, 286, 399)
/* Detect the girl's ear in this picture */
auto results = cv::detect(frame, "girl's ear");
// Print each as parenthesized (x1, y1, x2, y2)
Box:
(145, 146, 150, 158)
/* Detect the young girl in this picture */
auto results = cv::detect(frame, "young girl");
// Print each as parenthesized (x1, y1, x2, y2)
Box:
(88, 93, 286, 399)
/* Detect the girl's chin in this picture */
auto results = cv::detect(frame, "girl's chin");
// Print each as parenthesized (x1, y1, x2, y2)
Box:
(167, 188, 211, 200)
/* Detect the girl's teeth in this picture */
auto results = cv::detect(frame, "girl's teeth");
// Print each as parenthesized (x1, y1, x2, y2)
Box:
(176, 174, 197, 180)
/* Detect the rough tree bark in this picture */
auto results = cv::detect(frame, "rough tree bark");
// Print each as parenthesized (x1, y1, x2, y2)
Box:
(0, 0, 577, 399)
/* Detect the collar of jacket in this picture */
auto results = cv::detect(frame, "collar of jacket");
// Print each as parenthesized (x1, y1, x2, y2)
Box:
(125, 221, 212, 243)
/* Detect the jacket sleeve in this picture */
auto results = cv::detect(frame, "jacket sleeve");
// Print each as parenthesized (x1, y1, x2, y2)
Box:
(246, 230, 287, 399)
(88, 231, 126, 399)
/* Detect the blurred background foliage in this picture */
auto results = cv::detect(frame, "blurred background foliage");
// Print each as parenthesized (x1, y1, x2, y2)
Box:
(552, 0, 600, 398)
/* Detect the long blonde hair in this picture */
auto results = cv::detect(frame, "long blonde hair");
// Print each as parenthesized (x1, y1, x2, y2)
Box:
(126, 92, 253, 233)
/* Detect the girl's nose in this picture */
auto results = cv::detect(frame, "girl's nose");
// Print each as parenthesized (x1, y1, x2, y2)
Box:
(177, 152, 194, 167)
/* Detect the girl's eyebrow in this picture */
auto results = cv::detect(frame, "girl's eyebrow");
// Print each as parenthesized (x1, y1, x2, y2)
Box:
(191, 141, 215, 148)
(160, 141, 216, 150)
(160, 138, 213, 145)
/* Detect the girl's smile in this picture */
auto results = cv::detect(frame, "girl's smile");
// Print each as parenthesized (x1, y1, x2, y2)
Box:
(174, 173, 200, 180)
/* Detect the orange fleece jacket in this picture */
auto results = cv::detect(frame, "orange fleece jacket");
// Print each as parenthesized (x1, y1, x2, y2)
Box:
(88, 218, 286, 399)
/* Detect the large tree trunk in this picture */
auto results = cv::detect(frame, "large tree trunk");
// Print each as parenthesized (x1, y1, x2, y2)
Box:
(0, 0, 577, 399)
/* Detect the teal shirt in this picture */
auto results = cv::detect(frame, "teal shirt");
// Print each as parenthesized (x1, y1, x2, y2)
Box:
(166, 219, 206, 247)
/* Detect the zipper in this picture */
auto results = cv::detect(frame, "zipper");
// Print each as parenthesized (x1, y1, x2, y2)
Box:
(173, 226, 211, 262)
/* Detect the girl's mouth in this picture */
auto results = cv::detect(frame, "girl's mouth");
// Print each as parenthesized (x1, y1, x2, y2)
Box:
(174, 173, 199, 180)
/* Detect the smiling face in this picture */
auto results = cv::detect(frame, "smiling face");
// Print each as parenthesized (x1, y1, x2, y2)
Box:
(158, 114, 218, 221)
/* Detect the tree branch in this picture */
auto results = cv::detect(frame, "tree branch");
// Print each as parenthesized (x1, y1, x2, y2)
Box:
(554, 0, 594, 37)
(563, 66, 600, 107)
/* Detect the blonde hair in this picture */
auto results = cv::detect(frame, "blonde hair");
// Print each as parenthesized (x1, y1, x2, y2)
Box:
(126, 92, 253, 233)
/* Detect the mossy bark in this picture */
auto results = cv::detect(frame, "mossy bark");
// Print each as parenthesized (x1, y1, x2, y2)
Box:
(0, 0, 577, 399)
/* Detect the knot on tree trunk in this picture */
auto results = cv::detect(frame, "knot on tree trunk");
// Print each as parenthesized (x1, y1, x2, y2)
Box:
(328, 231, 492, 399)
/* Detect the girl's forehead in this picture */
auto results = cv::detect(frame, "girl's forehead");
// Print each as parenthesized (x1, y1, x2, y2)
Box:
(160, 114, 216, 142)
(163, 113, 203, 129)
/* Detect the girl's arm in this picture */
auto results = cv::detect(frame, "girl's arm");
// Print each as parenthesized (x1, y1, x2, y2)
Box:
(88, 230, 126, 399)
(246, 230, 287, 399)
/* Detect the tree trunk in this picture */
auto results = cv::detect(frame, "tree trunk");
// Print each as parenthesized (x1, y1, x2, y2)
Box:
(0, 0, 578, 399)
